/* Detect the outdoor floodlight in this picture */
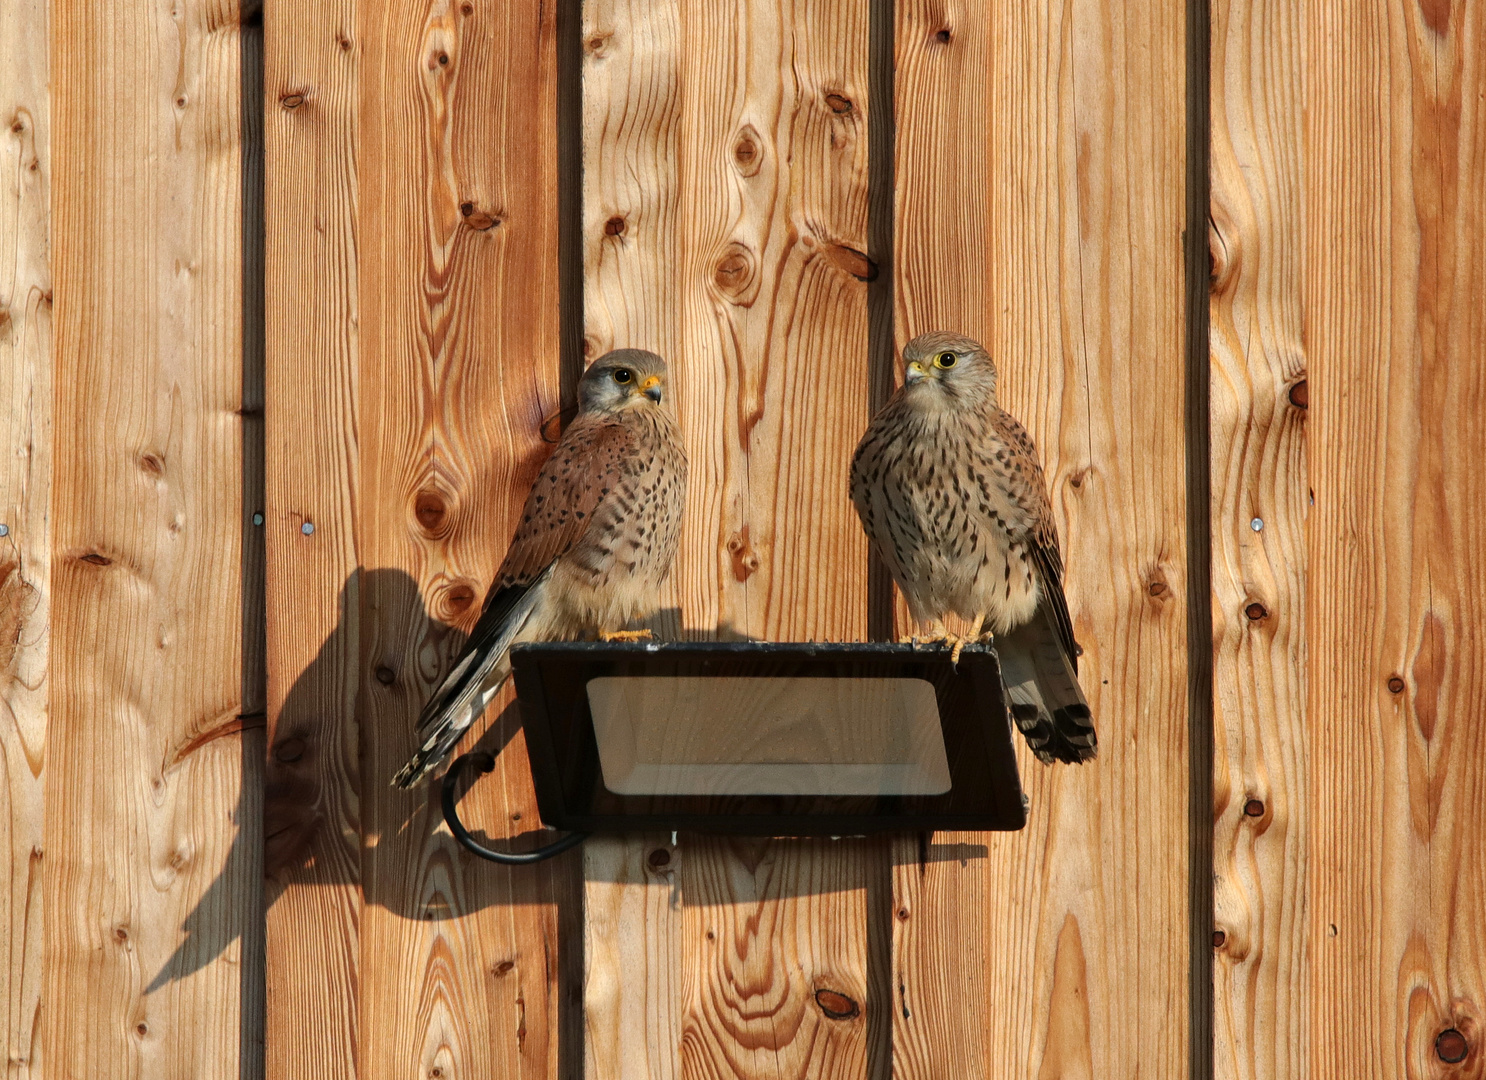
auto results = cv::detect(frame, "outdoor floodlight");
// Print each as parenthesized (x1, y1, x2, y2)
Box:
(441, 642, 1028, 863)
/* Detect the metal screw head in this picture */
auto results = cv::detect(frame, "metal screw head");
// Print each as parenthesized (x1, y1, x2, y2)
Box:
(0, 523, 8, 536)
(252, 512, 264, 526)
(1250, 517, 1264, 532)
(301, 522, 315, 535)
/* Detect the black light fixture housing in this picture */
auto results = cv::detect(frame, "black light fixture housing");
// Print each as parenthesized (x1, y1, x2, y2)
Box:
(441, 641, 1028, 856)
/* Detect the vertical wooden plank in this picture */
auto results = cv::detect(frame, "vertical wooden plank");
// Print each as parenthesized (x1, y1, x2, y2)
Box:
(43, 0, 259, 1075)
(1208, 0, 1309, 1076)
(1, 1, 51, 1074)
(891, 0, 1191, 1077)
(1307, 0, 1486, 1074)
(263, 0, 363, 1074)
(354, 0, 569, 1077)
(584, 837, 683, 1080)
(583, 0, 879, 1076)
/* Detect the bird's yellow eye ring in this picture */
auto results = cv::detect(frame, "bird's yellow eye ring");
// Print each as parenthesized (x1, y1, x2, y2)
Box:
(613, 369, 633, 384)
(936, 352, 957, 368)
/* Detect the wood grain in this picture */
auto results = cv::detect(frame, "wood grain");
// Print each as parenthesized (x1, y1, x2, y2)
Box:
(891, 1, 1192, 1077)
(680, 837, 875, 1080)
(43, 0, 260, 1075)
(353, 0, 571, 1077)
(1208, 0, 1309, 1075)
(263, 0, 363, 1074)
(1, 0, 51, 1074)
(582, 0, 880, 1076)
(1306, 0, 1486, 1075)
(584, 836, 683, 1080)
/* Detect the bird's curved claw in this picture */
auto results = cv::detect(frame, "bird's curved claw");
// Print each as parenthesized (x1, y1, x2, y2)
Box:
(600, 628, 653, 643)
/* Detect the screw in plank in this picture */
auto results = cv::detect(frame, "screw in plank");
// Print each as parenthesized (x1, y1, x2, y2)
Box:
(252, 512, 264, 526)
(0, 523, 8, 536)
(1250, 517, 1264, 532)
(301, 522, 315, 535)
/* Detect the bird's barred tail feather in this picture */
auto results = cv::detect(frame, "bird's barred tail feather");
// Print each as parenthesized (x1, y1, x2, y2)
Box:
(997, 606, 1097, 764)
(391, 568, 551, 788)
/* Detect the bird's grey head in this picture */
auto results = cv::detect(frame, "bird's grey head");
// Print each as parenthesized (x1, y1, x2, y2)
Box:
(901, 332, 998, 407)
(578, 349, 671, 415)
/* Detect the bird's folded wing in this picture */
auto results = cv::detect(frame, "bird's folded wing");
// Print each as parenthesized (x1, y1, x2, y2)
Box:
(492, 417, 637, 587)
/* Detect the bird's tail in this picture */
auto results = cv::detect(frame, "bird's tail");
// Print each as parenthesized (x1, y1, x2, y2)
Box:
(996, 606, 1097, 764)
(391, 575, 547, 788)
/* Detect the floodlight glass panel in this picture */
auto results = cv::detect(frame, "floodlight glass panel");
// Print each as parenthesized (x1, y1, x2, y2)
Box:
(586, 676, 952, 796)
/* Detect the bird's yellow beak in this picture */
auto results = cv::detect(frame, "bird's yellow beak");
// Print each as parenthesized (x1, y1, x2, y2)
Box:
(905, 360, 928, 385)
(640, 374, 663, 403)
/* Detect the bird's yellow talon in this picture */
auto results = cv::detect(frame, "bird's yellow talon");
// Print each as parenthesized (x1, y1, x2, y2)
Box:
(600, 628, 653, 642)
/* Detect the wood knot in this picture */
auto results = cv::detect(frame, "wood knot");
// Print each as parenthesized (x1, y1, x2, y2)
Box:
(1244, 601, 1268, 622)
(647, 847, 671, 868)
(815, 989, 860, 1020)
(732, 126, 763, 176)
(460, 1, 473, 13)
(1288, 378, 1308, 409)
(896, 906, 910, 921)
(460, 203, 499, 230)
(1436, 1028, 1469, 1064)
(726, 528, 759, 581)
(584, 28, 614, 56)
(441, 581, 478, 618)
(494, 960, 515, 977)
(1387, 675, 1406, 694)
(135, 1021, 149, 1037)
(279, 91, 305, 109)
(541, 403, 578, 443)
(375, 665, 397, 686)
(713, 242, 757, 303)
(825, 243, 877, 282)
(1212, 929, 1227, 948)
(414, 490, 448, 532)
(603, 215, 627, 237)
(824, 92, 853, 114)
(933, 27, 952, 43)
(81, 552, 113, 566)
(139, 453, 165, 476)
(1243, 797, 1265, 818)
(274, 737, 306, 763)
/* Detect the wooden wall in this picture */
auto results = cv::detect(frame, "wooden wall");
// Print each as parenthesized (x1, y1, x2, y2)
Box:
(1, 1, 1482, 1079)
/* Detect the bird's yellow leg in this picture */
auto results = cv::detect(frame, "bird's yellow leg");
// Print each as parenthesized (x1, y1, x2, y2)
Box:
(600, 628, 654, 642)
(917, 619, 965, 664)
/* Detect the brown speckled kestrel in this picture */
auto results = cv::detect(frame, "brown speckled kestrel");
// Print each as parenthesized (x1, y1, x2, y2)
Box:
(393, 349, 688, 787)
(850, 331, 1096, 764)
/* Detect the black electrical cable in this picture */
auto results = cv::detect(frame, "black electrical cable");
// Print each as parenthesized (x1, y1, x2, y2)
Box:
(440, 750, 589, 865)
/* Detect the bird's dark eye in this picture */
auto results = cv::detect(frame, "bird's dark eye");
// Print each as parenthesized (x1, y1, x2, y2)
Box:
(613, 369, 633, 384)
(937, 352, 957, 368)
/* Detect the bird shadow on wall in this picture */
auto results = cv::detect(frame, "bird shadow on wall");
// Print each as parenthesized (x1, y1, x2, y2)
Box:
(147, 569, 584, 995)
(148, 567, 989, 1005)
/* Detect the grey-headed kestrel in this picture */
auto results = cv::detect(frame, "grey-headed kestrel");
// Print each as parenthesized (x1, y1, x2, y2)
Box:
(850, 331, 1096, 764)
(393, 349, 688, 787)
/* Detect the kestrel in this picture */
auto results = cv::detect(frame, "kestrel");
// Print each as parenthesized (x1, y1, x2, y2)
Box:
(393, 349, 689, 787)
(850, 331, 1096, 764)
